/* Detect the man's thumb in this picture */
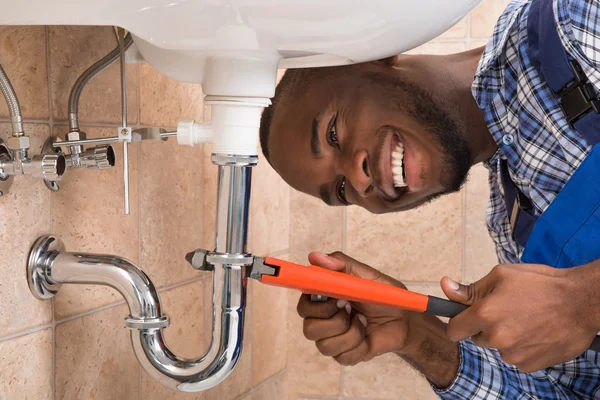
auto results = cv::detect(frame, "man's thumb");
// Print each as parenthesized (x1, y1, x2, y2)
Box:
(308, 251, 405, 289)
(308, 251, 347, 272)
(441, 276, 478, 306)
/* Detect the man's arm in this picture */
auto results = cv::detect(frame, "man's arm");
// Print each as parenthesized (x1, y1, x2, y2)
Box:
(299, 252, 597, 399)
(397, 314, 459, 388)
(397, 314, 586, 399)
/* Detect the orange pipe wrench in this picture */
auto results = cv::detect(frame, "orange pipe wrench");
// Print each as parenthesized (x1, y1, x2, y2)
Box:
(249, 256, 467, 318)
(248, 257, 600, 351)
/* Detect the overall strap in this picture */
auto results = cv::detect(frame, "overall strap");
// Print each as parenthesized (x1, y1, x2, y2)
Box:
(501, 0, 600, 248)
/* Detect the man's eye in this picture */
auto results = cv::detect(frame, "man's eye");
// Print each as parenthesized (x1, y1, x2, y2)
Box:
(327, 116, 339, 148)
(336, 178, 350, 205)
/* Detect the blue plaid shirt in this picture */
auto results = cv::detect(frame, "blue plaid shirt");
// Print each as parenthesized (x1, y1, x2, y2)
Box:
(432, 0, 600, 398)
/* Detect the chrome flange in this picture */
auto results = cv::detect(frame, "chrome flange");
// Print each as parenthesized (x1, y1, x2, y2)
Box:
(27, 235, 65, 300)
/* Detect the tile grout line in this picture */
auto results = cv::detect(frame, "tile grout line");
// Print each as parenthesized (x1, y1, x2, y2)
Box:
(55, 300, 127, 326)
(45, 25, 57, 400)
(158, 275, 206, 293)
(341, 208, 347, 253)
(232, 367, 288, 400)
(199, 111, 207, 400)
(52, 275, 209, 328)
(0, 118, 177, 131)
(135, 61, 143, 400)
(268, 248, 290, 258)
(51, 310, 56, 400)
(199, 88, 206, 256)
(0, 323, 53, 343)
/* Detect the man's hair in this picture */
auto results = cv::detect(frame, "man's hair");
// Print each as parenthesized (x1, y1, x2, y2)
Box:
(259, 67, 337, 166)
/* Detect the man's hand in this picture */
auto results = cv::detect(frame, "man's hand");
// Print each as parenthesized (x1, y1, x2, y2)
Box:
(297, 251, 460, 388)
(297, 251, 410, 365)
(441, 263, 600, 372)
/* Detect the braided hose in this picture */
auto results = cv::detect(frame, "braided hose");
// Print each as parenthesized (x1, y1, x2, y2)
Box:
(0, 64, 23, 136)
(68, 33, 133, 131)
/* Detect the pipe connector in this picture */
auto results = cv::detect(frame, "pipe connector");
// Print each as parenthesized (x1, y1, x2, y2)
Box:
(10, 115, 24, 137)
(73, 145, 116, 169)
(65, 131, 85, 155)
(124, 315, 170, 330)
(7, 135, 31, 163)
(177, 120, 213, 146)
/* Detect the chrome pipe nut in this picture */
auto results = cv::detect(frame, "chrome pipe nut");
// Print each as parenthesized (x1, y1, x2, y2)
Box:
(6, 135, 30, 151)
(65, 131, 86, 142)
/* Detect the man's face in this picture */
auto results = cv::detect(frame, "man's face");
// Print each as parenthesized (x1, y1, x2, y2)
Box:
(268, 63, 472, 214)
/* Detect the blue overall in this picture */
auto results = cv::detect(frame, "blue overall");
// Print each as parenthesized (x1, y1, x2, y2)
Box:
(502, 0, 600, 270)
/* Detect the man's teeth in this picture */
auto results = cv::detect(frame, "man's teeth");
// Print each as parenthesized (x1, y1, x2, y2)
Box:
(392, 141, 407, 188)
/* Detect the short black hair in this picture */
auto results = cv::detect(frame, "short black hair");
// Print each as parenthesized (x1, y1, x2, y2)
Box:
(259, 67, 338, 166)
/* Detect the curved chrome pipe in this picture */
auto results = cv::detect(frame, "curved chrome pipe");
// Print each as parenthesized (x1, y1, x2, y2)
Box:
(132, 263, 245, 392)
(27, 155, 255, 392)
(28, 240, 244, 391)
(68, 33, 132, 132)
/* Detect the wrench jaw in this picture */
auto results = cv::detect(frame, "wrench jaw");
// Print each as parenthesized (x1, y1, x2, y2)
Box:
(248, 257, 278, 280)
(250, 257, 328, 302)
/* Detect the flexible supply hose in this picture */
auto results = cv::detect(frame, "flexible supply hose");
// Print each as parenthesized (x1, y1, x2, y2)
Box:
(68, 33, 132, 131)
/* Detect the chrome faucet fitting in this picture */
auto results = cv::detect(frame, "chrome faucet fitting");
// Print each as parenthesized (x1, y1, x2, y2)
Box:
(0, 147, 66, 182)
(23, 154, 66, 181)
(69, 144, 116, 169)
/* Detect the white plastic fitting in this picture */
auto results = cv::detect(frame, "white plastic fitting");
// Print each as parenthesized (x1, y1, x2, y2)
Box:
(177, 96, 271, 156)
(176, 120, 213, 147)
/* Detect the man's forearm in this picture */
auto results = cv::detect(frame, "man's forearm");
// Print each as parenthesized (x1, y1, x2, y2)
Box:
(394, 313, 459, 388)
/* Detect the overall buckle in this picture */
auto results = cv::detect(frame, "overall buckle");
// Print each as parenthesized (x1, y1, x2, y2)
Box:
(510, 189, 534, 239)
(559, 60, 600, 127)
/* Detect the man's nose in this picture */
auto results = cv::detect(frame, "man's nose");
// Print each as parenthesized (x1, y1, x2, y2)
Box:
(345, 150, 373, 197)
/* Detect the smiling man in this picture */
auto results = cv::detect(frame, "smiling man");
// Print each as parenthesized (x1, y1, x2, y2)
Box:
(259, 0, 600, 398)
(264, 50, 490, 213)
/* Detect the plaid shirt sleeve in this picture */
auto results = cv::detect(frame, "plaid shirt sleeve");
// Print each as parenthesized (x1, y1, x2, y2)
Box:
(558, 0, 600, 88)
(429, 340, 600, 399)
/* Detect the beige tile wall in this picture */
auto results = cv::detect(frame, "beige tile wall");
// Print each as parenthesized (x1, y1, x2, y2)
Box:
(285, 0, 508, 399)
(0, 26, 289, 399)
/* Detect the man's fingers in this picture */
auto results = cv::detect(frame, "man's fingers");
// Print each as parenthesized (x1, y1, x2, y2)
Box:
(297, 294, 339, 319)
(304, 308, 352, 341)
(334, 341, 369, 366)
(315, 314, 366, 356)
(446, 303, 490, 342)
